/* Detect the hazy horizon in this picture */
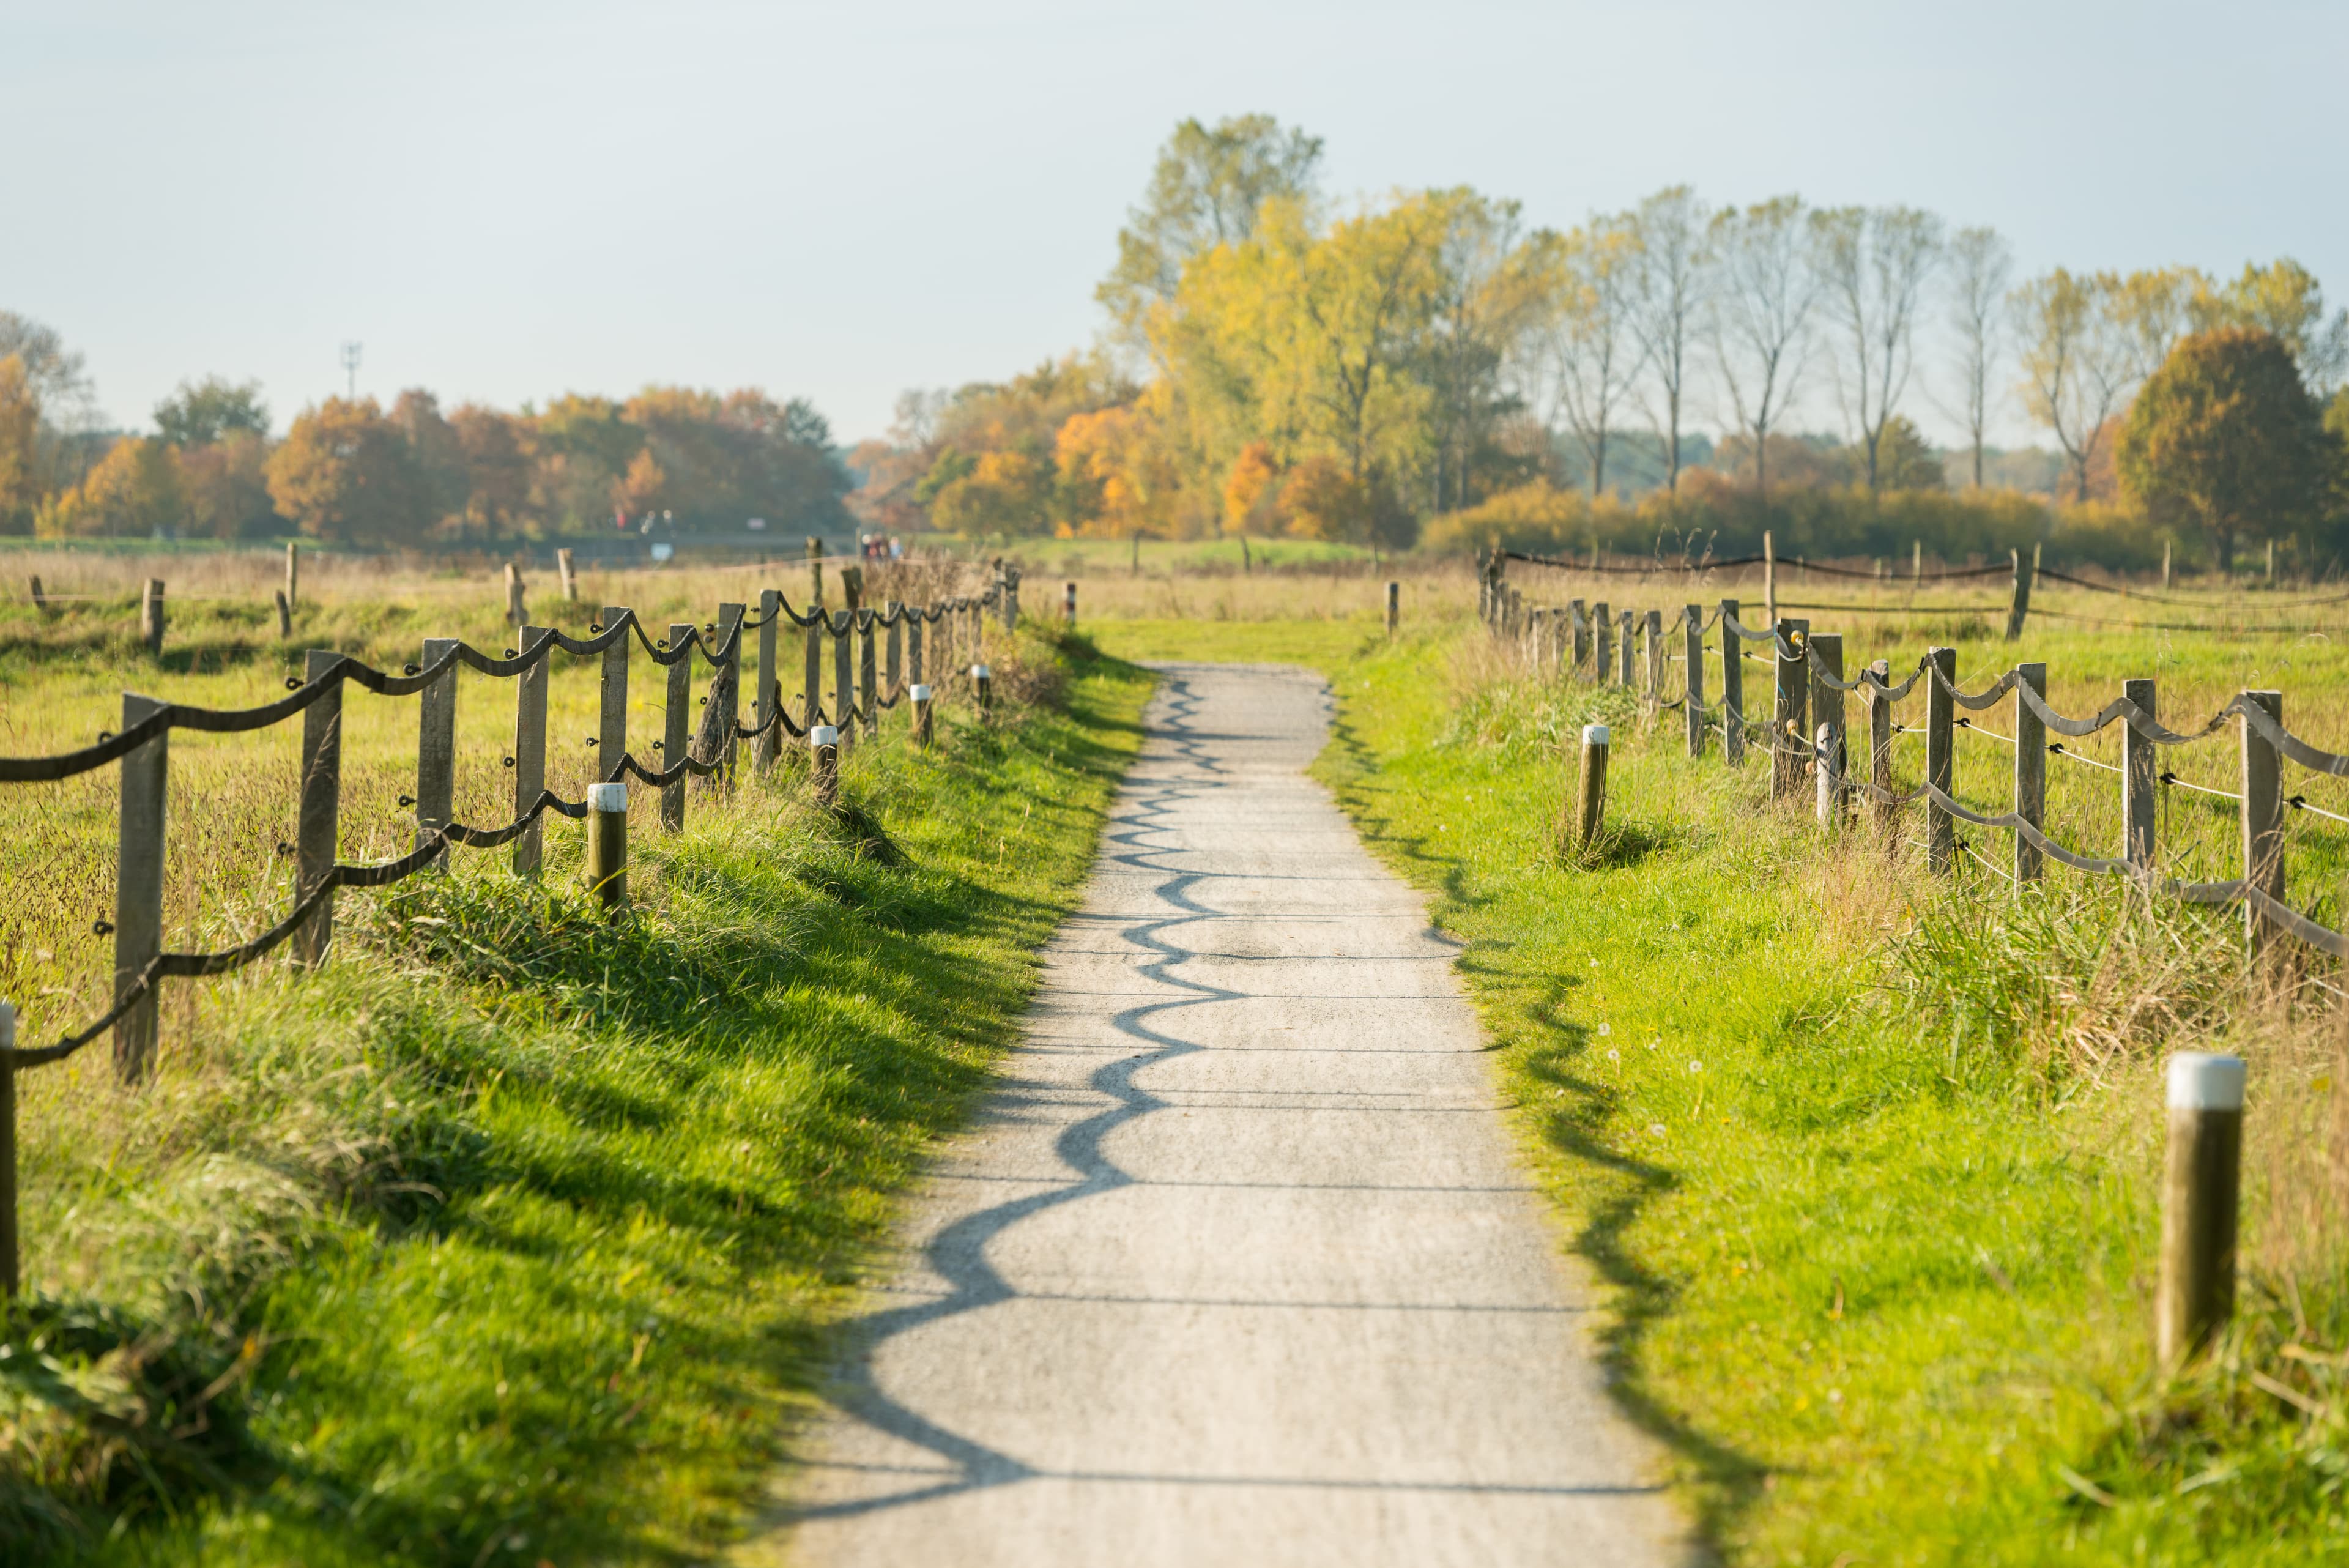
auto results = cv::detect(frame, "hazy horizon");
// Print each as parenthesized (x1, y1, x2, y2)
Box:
(6, 0, 2343, 451)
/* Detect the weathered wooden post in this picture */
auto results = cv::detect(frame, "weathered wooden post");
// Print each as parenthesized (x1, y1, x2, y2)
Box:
(803, 612, 825, 732)
(599, 606, 631, 782)
(27, 576, 45, 613)
(832, 611, 856, 756)
(503, 562, 526, 627)
(973, 662, 993, 718)
(0, 998, 15, 1295)
(2240, 689, 2286, 957)
(754, 590, 781, 773)
(807, 535, 826, 607)
(1643, 610, 1663, 707)
(662, 623, 693, 831)
(2158, 1052, 2244, 1365)
(885, 604, 904, 730)
(2162, 540, 2173, 591)
(140, 579, 166, 656)
(1617, 611, 1635, 691)
(2123, 678, 2158, 873)
(113, 692, 169, 1080)
(1867, 659, 1895, 838)
(513, 628, 550, 877)
(1064, 581, 1077, 626)
(284, 541, 299, 612)
(711, 602, 744, 787)
(417, 637, 459, 865)
(1763, 530, 1778, 628)
(1593, 601, 1612, 682)
(585, 782, 628, 914)
(811, 724, 841, 808)
(1810, 632, 1845, 827)
(557, 547, 578, 603)
(294, 650, 343, 968)
(2004, 544, 2036, 642)
(911, 683, 935, 749)
(1720, 600, 1745, 767)
(1770, 618, 1809, 801)
(1385, 581, 1399, 635)
(858, 609, 880, 739)
(1924, 646, 1957, 874)
(1683, 604, 1705, 757)
(2013, 661, 2047, 883)
(273, 590, 292, 637)
(908, 610, 926, 687)
(1571, 724, 1609, 850)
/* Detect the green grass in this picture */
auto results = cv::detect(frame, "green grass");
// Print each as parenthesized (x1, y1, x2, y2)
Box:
(1093, 609, 2349, 1562)
(1, 627, 1154, 1564)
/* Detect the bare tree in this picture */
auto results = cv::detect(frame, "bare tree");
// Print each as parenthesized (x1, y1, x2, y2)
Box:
(1624, 187, 1709, 495)
(1526, 216, 1647, 497)
(1812, 206, 1943, 492)
(2108, 266, 2204, 384)
(1707, 195, 1818, 499)
(1943, 226, 2011, 488)
(2011, 269, 2132, 503)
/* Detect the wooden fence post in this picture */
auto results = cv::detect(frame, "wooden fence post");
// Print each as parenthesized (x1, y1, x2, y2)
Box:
(1720, 599, 1745, 767)
(1763, 530, 1777, 628)
(513, 628, 550, 877)
(1617, 611, 1635, 691)
(859, 610, 879, 738)
(28, 576, 45, 613)
(0, 1000, 15, 1295)
(912, 683, 934, 749)
(803, 613, 824, 733)
(2240, 689, 2286, 957)
(1572, 724, 1609, 850)
(557, 548, 578, 603)
(1810, 632, 1845, 827)
(713, 602, 744, 787)
(2004, 545, 2036, 641)
(974, 662, 993, 718)
(1593, 601, 1611, 682)
(294, 650, 343, 968)
(1064, 581, 1077, 625)
(2013, 661, 2047, 883)
(113, 693, 169, 1081)
(663, 623, 692, 831)
(585, 782, 628, 915)
(417, 637, 459, 866)
(1770, 619, 1809, 800)
(1386, 581, 1399, 635)
(2123, 677, 2158, 873)
(807, 537, 824, 608)
(2159, 1052, 2244, 1365)
(1570, 599, 1589, 672)
(885, 604, 904, 728)
(1925, 645, 1956, 874)
(140, 579, 165, 656)
(1683, 604, 1705, 757)
(754, 591, 781, 773)
(504, 563, 525, 627)
(1868, 659, 1894, 838)
(2162, 540, 2173, 591)
(833, 611, 856, 756)
(273, 590, 292, 637)
(599, 605, 631, 786)
(1644, 609, 1663, 707)
(811, 725, 841, 808)
(284, 541, 299, 612)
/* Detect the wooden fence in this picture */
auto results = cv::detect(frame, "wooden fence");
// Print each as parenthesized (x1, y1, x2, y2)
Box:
(0, 561, 1030, 1294)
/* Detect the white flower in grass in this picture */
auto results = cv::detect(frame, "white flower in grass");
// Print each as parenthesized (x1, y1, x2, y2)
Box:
(1597, 1022, 1610, 1036)
(1688, 1060, 1703, 1074)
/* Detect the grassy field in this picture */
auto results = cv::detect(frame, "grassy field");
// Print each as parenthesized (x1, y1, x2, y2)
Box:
(1088, 600, 2349, 1564)
(0, 604, 1153, 1562)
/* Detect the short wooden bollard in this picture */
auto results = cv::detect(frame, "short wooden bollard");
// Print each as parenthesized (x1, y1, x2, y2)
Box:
(557, 547, 578, 603)
(273, 589, 292, 637)
(973, 662, 992, 718)
(584, 782, 628, 914)
(28, 576, 46, 613)
(1064, 581, 1077, 625)
(140, 578, 166, 655)
(1, 998, 18, 1296)
(811, 724, 841, 808)
(1385, 581, 1399, 635)
(284, 541, 299, 612)
(2158, 1052, 2244, 1365)
(504, 562, 526, 626)
(1572, 724, 1609, 850)
(911, 683, 934, 748)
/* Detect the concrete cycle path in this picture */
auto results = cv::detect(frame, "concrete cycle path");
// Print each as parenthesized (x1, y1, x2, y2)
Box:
(754, 662, 1687, 1568)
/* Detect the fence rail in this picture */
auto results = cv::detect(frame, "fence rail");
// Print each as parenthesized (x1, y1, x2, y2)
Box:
(0, 560, 1030, 1293)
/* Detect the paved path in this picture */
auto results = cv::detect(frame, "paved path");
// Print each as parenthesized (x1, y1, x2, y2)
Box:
(754, 663, 1685, 1567)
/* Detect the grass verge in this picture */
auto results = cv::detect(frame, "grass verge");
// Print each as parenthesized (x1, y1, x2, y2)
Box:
(1, 626, 1152, 1565)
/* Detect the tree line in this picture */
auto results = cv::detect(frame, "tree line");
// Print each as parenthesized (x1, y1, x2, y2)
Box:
(0, 321, 850, 548)
(847, 114, 2349, 571)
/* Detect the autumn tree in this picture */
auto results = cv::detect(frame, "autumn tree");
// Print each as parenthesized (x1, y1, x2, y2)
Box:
(2117, 327, 2327, 573)
(1530, 215, 1645, 497)
(1625, 187, 1710, 494)
(393, 389, 469, 530)
(176, 434, 278, 538)
(2191, 259, 2349, 393)
(1943, 226, 2011, 488)
(38, 436, 184, 538)
(1707, 195, 1817, 498)
(451, 404, 530, 540)
(0, 355, 37, 531)
(265, 398, 428, 545)
(154, 376, 269, 447)
(1098, 114, 1324, 351)
(1811, 204, 1942, 491)
(1418, 189, 1545, 511)
(2012, 268, 2132, 503)
(1055, 404, 1178, 538)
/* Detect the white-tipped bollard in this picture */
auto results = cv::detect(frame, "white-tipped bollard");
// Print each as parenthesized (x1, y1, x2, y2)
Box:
(584, 781, 628, 915)
(971, 663, 993, 718)
(2159, 1053, 2244, 1365)
(910, 683, 934, 749)
(1064, 581, 1077, 625)
(1573, 724, 1610, 850)
(811, 724, 841, 808)
(1, 997, 17, 1296)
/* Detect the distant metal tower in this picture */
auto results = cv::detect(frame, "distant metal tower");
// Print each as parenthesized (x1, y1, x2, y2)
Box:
(340, 341, 362, 401)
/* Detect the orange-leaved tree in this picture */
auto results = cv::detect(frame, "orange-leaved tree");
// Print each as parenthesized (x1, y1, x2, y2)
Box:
(265, 398, 429, 546)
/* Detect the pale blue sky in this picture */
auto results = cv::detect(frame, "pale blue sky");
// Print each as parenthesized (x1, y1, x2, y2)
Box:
(3, 0, 2342, 447)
